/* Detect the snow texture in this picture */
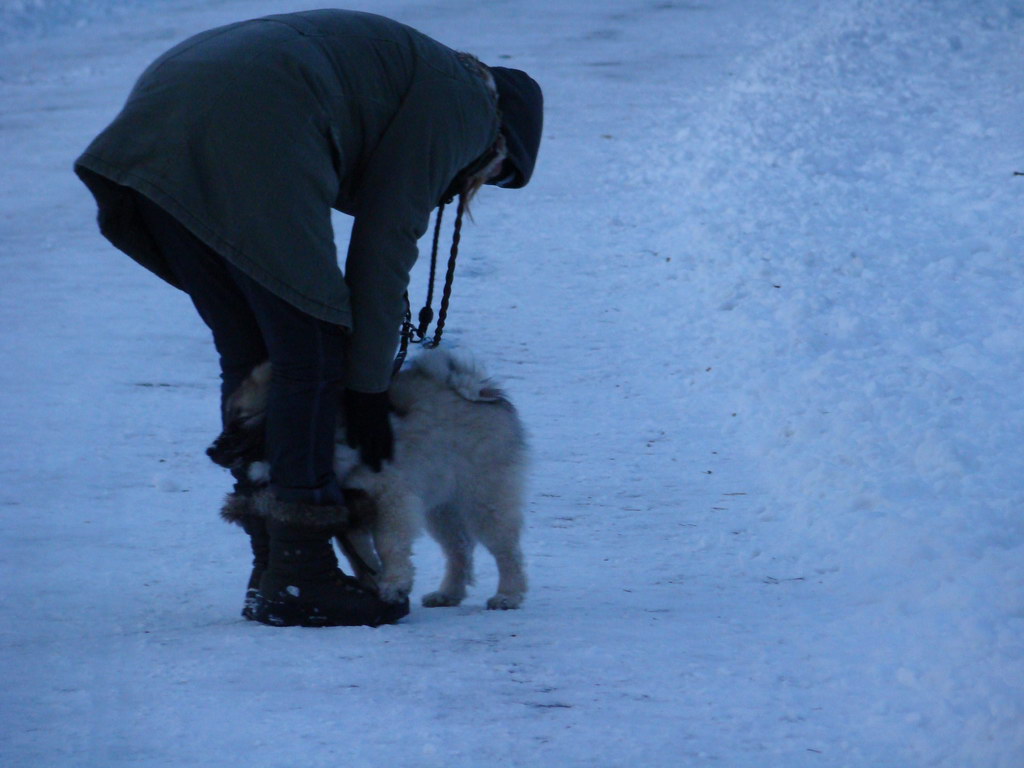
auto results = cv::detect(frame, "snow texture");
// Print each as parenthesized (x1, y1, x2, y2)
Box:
(1, 0, 1021, 766)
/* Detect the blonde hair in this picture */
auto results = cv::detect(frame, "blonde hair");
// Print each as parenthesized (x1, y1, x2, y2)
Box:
(460, 132, 507, 214)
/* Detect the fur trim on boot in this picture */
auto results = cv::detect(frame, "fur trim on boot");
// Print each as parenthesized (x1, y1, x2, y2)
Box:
(251, 489, 349, 528)
(220, 491, 254, 526)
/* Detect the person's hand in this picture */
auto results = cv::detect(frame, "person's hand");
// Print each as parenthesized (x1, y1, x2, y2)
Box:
(343, 389, 393, 472)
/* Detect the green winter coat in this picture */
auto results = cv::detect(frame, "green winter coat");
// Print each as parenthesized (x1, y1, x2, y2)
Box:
(74, 10, 499, 393)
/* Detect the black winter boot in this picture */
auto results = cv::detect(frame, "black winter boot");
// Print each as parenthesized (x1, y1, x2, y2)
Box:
(250, 518, 409, 628)
(238, 514, 269, 620)
(221, 491, 270, 620)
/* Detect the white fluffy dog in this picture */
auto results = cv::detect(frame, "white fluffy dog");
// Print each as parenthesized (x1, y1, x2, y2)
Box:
(230, 350, 528, 610)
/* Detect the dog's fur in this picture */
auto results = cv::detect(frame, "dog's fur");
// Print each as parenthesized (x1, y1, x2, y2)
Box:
(219, 349, 528, 610)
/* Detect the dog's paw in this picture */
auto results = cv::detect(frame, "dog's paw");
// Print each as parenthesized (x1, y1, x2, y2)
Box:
(421, 591, 464, 608)
(377, 581, 412, 605)
(486, 593, 523, 611)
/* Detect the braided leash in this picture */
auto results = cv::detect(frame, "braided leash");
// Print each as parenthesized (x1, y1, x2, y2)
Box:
(429, 193, 466, 348)
(417, 199, 446, 337)
(393, 194, 467, 376)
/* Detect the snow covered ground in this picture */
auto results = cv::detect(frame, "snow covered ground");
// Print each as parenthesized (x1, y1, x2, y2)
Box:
(1, 0, 1021, 765)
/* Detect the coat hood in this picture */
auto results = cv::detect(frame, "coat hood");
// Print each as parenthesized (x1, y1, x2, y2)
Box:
(487, 67, 543, 189)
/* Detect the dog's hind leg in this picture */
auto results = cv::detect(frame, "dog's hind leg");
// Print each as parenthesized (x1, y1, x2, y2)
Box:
(421, 505, 474, 607)
(469, 500, 527, 610)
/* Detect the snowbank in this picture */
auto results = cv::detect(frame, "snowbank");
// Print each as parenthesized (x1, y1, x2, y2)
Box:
(641, 0, 1023, 759)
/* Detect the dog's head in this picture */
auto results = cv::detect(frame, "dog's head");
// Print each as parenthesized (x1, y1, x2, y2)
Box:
(206, 362, 271, 469)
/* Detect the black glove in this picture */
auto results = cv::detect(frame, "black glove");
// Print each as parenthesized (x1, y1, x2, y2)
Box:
(343, 389, 394, 472)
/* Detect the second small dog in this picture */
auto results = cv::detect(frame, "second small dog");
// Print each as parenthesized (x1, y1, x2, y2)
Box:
(224, 349, 528, 610)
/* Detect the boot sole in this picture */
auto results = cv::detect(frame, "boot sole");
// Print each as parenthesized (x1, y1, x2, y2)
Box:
(249, 590, 409, 628)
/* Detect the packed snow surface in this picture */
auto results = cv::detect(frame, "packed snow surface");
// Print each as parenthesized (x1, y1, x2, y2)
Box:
(1, 0, 1021, 766)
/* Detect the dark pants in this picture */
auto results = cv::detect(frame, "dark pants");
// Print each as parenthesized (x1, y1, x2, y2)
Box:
(135, 194, 345, 506)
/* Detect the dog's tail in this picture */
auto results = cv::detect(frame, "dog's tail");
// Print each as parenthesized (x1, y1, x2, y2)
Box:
(404, 349, 512, 406)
